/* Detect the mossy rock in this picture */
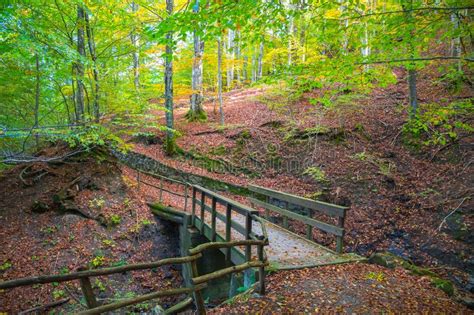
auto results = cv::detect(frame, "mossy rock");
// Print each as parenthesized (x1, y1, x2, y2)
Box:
(431, 277, 455, 296)
(369, 252, 455, 296)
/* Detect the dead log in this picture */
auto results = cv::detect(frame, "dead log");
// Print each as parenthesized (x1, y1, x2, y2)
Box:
(18, 298, 70, 315)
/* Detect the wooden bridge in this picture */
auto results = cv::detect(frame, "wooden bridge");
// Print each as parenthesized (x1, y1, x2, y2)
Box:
(139, 169, 363, 270)
(0, 168, 363, 315)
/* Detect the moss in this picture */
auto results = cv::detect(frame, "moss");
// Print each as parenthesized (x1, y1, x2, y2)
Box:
(369, 252, 455, 296)
(185, 108, 208, 122)
(431, 277, 455, 296)
(209, 145, 227, 156)
(164, 136, 178, 156)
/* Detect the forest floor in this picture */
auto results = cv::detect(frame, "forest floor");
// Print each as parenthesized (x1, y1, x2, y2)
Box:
(128, 65, 473, 310)
(1, 66, 472, 313)
(0, 146, 184, 313)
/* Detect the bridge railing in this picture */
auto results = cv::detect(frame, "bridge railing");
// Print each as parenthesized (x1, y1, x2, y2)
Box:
(0, 240, 268, 315)
(135, 169, 269, 261)
(248, 184, 348, 253)
(191, 185, 264, 262)
(135, 168, 191, 212)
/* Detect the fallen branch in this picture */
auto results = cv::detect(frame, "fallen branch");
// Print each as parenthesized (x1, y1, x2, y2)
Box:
(438, 197, 470, 231)
(2, 148, 88, 164)
(18, 298, 70, 315)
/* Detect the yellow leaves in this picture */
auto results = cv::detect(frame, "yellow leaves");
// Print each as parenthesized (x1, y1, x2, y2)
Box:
(324, 9, 341, 19)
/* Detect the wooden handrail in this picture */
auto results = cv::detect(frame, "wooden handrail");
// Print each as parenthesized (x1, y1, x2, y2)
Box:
(0, 254, 202, 290)
(1, 238, 267, 315)
(248, 184, 347, 218)
(78, 284, 207, 315)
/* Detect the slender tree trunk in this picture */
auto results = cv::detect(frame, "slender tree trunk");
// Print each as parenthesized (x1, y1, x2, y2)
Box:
(188, 0, 205, 121)
(288, 14, 293, 66)
(226, 30, 234, 90)
(218, 36, 224, 125)
(451, 12, 462, 72)
(164, 0, 175, 153)
(243, 55, 248, 82)
(131, 1, 140, 91)
(251, 46, 256, 83)
(76, 5, 86, 123)
(85, 10, 100, 122)
(235, 30, 241, 85)
(34, 53, 40, 147)
(257, 41, 264, 79)
(404, 0, 418, 117)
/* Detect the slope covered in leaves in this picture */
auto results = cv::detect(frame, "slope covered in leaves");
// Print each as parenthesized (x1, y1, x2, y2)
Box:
(133, 65, 473, 298)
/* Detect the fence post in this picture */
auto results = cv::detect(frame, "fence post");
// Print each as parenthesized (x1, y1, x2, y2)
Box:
(211, 197, 217, 241)
(190, 259, 206, 315)
(306, 209, 313, 240)
(336, 214, 345, 254)
(283, 201, 289, 229)
(245, 213, 252, 261)
(200, 191, 205, 234)
(191, 187, 197, 226)
(257, 243, 265, 295)
(159, 177, 163, 202)
(184, 185, 188, 213)
(77, 267, 98, 309)
(264, 196, 270, 219)
(225, 204, 232, 262)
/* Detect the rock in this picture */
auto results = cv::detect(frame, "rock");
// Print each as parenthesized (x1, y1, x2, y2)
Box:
(368, 252, 398, 268)
(31, 201, 50, 213)
(151, 305, 165, 315)
(459, 295, 474, 309)
(61, 214, 83, 226)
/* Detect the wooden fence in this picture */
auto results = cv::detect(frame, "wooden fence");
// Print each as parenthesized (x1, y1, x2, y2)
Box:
(0, 240, 267, 315)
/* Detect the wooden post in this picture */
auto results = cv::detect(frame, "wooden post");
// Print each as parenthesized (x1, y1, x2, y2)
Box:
(184, 185, 188, 212)
(78, 275, 98, 309)
(283, 216, 289, 230)
(200, 191, 205, 234)
(211, 197, 217, 241)
(257, 244, 265, 295)
(336, 215, 345, 254)
(225, 204, 232, 262)
(281, 200, 289, 229)
(190, 260, 206, 315)
(306, 209, 312, 240)
(264, 196, 270, 219)
(191, 187, 197, 226)
(159, 177, 163, 202)
(245, 213, 252, 261)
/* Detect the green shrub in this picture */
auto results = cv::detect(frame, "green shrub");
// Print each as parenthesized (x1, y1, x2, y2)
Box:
(302, 166, 328, 183)
(403, 100, 473, 148)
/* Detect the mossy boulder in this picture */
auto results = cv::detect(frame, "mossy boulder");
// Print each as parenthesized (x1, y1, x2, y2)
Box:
(369, 252, 455, 296)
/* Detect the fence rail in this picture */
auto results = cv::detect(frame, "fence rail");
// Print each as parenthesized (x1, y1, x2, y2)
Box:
(0, 240, 267, 315)
(248, 184, 347, 253)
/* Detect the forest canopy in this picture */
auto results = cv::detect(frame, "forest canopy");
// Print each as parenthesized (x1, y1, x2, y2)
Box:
(0, 0, 472, 156)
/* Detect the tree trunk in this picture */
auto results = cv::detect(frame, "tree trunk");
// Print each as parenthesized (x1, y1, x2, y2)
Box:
(164, 0, 175, 154)
(218, 36, 224, 125)
(257, 41, 264, 79)
(131, 1, 140, 91)
(84, 10, 100, 122)
(34, 53, 40, 147)
(75, 5, 86, 123)
(188, 0, 205, 121)
(226, 30, 234, 90)
(408, 69, 418, 115)
(451, 12, 461, 72)
(404, 0, 418, 117)
(34, 53, 40, 129)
